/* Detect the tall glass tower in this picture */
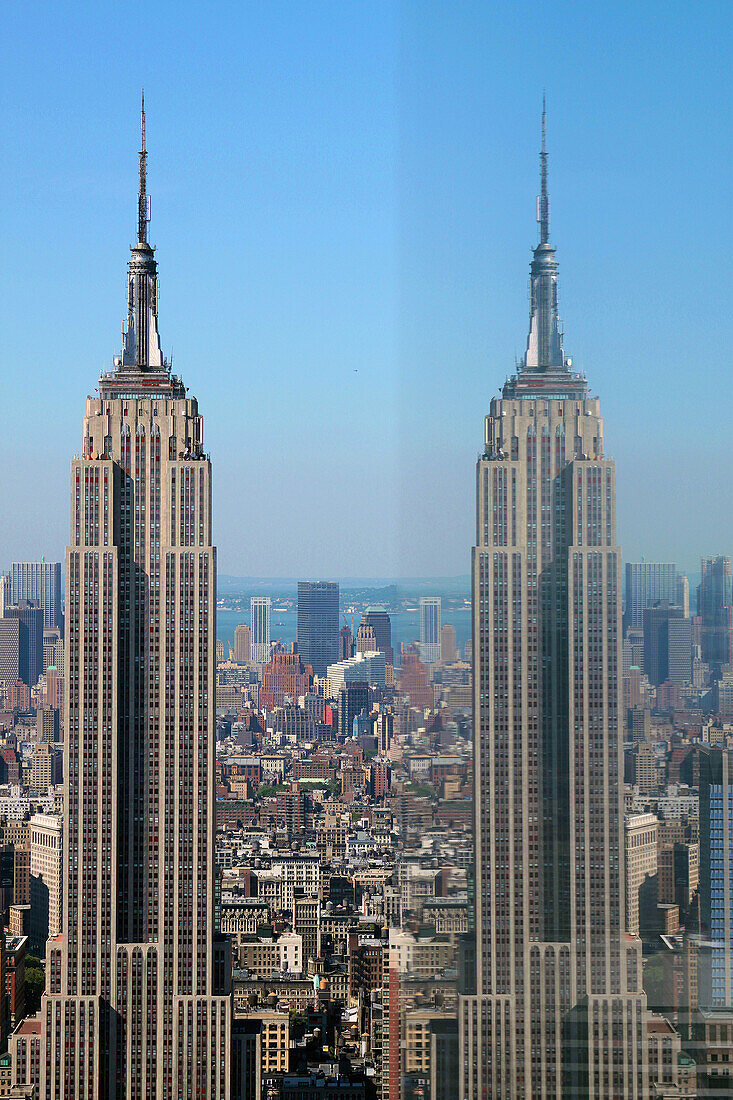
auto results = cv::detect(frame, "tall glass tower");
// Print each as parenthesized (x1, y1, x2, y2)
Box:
(297, 581, 339, 677)
(37, 102, 231, 1099)
(459, 105, 648, 1098)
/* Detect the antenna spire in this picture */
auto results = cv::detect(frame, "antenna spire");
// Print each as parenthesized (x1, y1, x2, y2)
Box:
(137, 90, 149, 244)
(539, 93, 549, 244)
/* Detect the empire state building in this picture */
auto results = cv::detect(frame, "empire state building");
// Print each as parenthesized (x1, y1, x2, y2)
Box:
(459, 108, 648, 1098)
(36, 104, 232, 1099)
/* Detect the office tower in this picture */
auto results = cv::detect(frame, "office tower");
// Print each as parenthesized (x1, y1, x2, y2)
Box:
(338, 681, 370, 740)
(360, 606, 394, 665)
(698, 556, 733, 672)
(29, 813, 63, 952)
(676, 574, 690, 618)
(297, 581, 339, 677)
(259, 649, 312, 709)
(5, 602, 44, 686)
(327, 651, 386, 694)
(36, 105, 231, 1098)
(699, 747, 733, 1008)
(233, 622, 251, 664)
(45, 666, 63, 712)
(338, 624, 353, 661)
(376, 710, 393, 754)
(643, 603, 689, 686)
(11, 561, 62, 630)
(622, 627, 645, 675)
(624, 814, 658, 936)
(250, 595, 272, 663)
(418, 596, 441, 664)
(37, 706, 60, 744)
(0, 575, 9, 619)
(43, 627, 64, 675)
(624, 562, 678, 633)
(355, 622, 377, 653)
(31, 742, 56, 791)
(231, 1019, 261, 1100)
(440, 623, 458, 663)
(667, 617, 693, 684)
(396, 647, 432, 709)
(460, 107, 647, 1098)
(0, 619, 25, 690)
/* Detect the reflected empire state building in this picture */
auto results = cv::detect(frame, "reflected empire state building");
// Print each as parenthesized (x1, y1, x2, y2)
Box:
(459, 107, 649, 1098)
(38, 103, 232, 1098)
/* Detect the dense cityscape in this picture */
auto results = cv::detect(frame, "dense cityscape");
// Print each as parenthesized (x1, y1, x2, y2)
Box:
(0, 53, 731, 1100)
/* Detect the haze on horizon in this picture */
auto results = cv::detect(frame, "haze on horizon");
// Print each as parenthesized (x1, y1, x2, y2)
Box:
(0, 1, 730, 578)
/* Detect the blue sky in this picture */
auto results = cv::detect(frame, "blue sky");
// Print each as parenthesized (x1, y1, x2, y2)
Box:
(0, 1, 730, 577)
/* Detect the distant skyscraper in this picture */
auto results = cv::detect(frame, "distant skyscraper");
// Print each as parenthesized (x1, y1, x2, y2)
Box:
(440, 623, 458, 663)
(37, 104, 230, 1097)
(418, 596, 441, 664)
(360, 606, 393, 665)
(0, 619, 25, 691)
(460, 106, 647, 1098)
(30, 812, 63, 952)
(0, 575, 10, 620)
(297, 581, 339, 677)
(327, 651, 386, 694)
(4, 601, 43, 686)
(355, 622, 377, 653)
(338, 624, 353, 661)
(698, 556, 733, 672)
(676, 574, 690, 618)
(624, 562, 679, 633)
(10, 561, 62, 630)
(699, 747, 733, 1008)
(234, 622, 251, 664)
(42, 627, 64, 675)
(643, 603, 685, 686)
(337, 681, 370, 740)
(667, 617, 693, 684)
(251, 596, 272, 663)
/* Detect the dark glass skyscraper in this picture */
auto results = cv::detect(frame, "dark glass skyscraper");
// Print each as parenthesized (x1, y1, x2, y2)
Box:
(5, 601, 44, 686)
(360, 606, 393, 665)
(699, 747, 733, 1010)
(297, 581, 339, 676)
(459, 106, 648, 1098)
(698, 556, 733, 672)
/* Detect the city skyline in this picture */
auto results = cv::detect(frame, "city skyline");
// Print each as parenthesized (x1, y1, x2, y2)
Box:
(1, 2, 731, 576)
(0, 12, 730, 1094)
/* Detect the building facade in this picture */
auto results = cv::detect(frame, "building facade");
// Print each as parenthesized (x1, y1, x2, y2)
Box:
(10, 563, 62, 631)
(418, 597, 441, 664)
(699, 747, 733, 1009)
(624, 814, 658, 938)
(250, 596, 272, 664)
(297, 582, 339, 677)
(360, 607, 393, 666)
(623, 563, 679, 634)
(698, 556, 733, 672)
(233, 623, 251, 664)
(29, 813, 62, 953)
(34, 106, 231, 1099)
(459, 108, 648, 1098)
(4, 603, 43, 688)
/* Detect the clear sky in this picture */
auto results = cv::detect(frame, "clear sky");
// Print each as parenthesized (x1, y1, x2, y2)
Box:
(0, 1, 730, 578)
